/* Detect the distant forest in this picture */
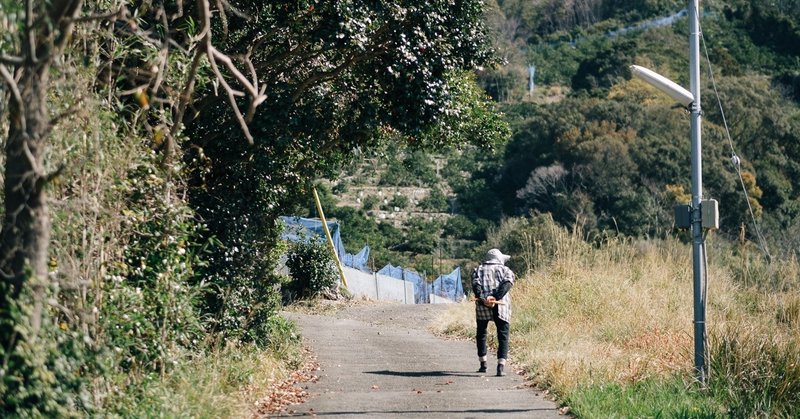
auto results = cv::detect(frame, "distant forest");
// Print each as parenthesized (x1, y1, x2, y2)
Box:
(457, 0, 800, 255)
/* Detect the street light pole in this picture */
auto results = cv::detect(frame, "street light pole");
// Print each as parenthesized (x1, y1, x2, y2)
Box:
(630, 0, 708, 384)
(688, 0, 707, 384)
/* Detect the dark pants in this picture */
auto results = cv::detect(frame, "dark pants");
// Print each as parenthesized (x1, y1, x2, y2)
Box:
(476, 308, 509, 360)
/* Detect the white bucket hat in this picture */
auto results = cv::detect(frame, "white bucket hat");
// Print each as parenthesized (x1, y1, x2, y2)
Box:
(484, 248, 511, 264)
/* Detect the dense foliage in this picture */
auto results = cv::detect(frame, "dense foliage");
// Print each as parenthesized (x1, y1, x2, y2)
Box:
(450, 0, 800, 261)
(0, 0, 503, 415)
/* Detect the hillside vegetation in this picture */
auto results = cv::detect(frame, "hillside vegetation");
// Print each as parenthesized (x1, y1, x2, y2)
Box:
(458, 0, 798, 253)
(318, 0, 800, 286)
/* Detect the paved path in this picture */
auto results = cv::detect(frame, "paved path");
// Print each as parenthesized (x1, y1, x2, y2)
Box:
(279, 303, 561, 418)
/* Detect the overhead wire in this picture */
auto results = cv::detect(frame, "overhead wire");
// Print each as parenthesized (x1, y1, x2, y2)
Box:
(696, 7, 773, 262)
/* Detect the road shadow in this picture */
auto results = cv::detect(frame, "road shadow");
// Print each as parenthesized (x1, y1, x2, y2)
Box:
(365, 370, 481, 378)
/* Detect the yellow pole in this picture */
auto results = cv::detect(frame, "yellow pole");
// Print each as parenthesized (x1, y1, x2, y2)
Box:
(313, 186, 348, 288)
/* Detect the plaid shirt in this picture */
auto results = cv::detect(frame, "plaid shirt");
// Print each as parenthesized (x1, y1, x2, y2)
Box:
(472, 261, 515, 322)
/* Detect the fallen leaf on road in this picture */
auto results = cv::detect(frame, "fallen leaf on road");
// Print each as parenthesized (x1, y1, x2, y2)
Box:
(252, 348, 319, 417)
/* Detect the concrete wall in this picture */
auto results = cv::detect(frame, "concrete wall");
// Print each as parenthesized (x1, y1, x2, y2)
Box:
(343, 266, 415, 304)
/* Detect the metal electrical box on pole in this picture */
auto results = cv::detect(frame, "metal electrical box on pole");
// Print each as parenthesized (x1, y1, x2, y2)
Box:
(675, 204, 692, 229)
(701, 199, 719, 230)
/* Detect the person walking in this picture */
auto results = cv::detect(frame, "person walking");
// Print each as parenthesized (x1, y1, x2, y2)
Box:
(472, 248, 515, 376)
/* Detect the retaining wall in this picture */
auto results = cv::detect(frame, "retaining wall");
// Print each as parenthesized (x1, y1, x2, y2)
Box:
(343, 266, 415, 304)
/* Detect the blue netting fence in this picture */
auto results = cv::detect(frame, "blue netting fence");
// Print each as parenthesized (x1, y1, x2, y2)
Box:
(377, 265, 465, 304)
(377, 264, 427, 304)
(431, 267, 464, 302)
(279, 216, 370, 272)
(280, 216, 465, 303)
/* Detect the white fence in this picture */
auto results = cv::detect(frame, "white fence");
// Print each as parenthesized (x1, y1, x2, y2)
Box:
(342, 266, 415, 304)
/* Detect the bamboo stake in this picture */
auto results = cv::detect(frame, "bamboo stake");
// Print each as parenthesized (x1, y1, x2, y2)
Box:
(313, 186, 348, 289)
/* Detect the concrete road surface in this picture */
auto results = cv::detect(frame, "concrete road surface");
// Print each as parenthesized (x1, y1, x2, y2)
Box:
(279, 303, 562, 418)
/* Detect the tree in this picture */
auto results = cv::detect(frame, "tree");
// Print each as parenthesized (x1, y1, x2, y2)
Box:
(572, 39, 637, 95)
(0, 0, 320, 410)
(0, 0, 83, 349)
(419, 187, 449, 212)
(183, 0, 507, 339)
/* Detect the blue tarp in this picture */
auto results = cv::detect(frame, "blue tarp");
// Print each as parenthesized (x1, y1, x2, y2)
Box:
(341, 244, 370, 272)
(378, 264, 427, 304)
(376, 265, 464, 303)
(431, 267, 464, 302)
(279, 216, 370, 272)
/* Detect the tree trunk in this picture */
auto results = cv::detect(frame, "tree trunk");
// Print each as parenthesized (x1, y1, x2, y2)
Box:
(0, 0, 81, 349)
(0, 66, 51, 335)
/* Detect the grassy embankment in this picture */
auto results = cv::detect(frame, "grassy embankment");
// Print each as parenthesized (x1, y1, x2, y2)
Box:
(434, 216, 800, 417)
(33, 69, 305, 417)
(110, 341, 303, 417)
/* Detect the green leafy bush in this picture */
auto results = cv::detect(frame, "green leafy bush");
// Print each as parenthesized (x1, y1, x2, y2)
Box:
(380, 159, 414, 186)
(390, 194, 410, 209)
(332, 181, 349, 195)
(362, 195, 380, 211)
(285, 239, 339, 299)
(403, 217, 442, 254)
(102, 161, 207, 376)
(0, 287, 92, 417)
(419, 187, 450, 212)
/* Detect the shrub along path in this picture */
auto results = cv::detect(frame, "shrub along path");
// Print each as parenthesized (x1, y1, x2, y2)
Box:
(276, 302, 562, 418)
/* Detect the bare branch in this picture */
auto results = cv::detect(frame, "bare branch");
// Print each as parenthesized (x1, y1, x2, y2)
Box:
(243, 54, 258, 90)
(193, 0, 264, 143)
(206, 50, 254, 144)
(22, 141, 44, 180)
(0, 65, 23, 108)
(174, 48, 205, 122)
(150, 6, 170, 96)
(47, 298, 75, 322)
(118, 84, 152, 96)
(25, 0, 36, 63)
(209, 48, 263, 101)
(219, 0, 249, 19)
(0, 55, 24, 66)
(0, 64, 27, 133)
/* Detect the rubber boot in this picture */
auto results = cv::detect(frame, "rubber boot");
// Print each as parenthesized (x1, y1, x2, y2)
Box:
(496, 364, 505, 377)
(477, 361, 487, 373)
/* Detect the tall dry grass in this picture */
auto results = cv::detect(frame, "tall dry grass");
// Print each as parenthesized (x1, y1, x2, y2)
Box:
(435, 215, 800, 415)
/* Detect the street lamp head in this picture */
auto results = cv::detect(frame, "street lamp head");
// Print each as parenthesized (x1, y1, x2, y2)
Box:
(630, 65, 694, 107)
